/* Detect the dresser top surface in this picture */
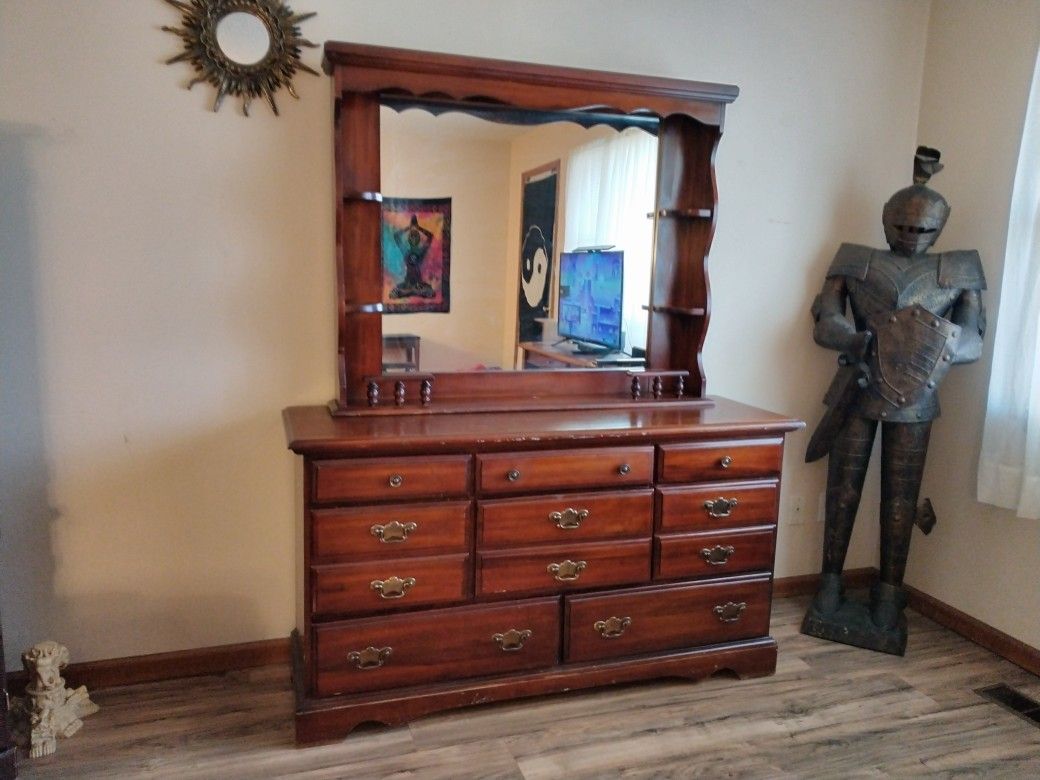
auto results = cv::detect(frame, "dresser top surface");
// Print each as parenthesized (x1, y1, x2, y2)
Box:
(284, 397, 803, 456)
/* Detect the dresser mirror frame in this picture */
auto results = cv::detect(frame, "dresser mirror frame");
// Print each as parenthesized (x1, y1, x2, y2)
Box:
(323, 42, 738, 415)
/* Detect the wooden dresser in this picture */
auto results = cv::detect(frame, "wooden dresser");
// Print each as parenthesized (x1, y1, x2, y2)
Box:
(286, 43, 803, 742)
(285, 400, 799, 741)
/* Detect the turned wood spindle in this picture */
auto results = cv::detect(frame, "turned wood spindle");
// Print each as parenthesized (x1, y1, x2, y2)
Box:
(367, 381, 380, 407)
(395, 380, 406, 406)
(420, 379, 433, 407)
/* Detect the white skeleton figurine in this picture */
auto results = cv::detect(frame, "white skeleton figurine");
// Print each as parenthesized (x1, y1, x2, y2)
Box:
(10, 640, 99, 758)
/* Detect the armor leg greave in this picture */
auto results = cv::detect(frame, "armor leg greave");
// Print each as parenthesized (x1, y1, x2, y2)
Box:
(821, 416, 877, 575)
(878, 421, 932, 586)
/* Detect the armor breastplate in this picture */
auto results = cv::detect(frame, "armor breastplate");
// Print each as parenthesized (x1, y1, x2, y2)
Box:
(825, 244, 985, 422)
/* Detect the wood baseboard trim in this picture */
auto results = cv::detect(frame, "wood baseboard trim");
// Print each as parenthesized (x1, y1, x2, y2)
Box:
(773, 567, 1040, 676)
(772, 567, 876, 598)
(903, 583, 1040, 677)
(5, 573, 1034, 697)
(6, 637, 289, 696)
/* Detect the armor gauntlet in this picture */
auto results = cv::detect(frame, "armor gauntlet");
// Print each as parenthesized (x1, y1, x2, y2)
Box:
(812, 277, 872, 358)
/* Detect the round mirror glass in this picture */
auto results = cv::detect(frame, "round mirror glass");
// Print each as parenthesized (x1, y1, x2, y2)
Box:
(215, 12, 271, 65)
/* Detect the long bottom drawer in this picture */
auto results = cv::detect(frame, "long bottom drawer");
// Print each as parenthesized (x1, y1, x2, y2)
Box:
(313, 597, 560, 697)
(564, 574, 772, 663)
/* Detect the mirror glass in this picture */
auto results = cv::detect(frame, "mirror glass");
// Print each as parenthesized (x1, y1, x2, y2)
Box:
(215, 12, 271, 65)
(380, 107, 658, 373)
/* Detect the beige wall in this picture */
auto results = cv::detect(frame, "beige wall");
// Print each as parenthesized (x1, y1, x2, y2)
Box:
(0, 1, 944, 666)
(907, 1, 1040, 649)
(381, 110, 513, 371)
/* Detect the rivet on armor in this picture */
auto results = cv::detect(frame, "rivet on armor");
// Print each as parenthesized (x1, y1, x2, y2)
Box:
(889, 315, 898, 323)
(880, 411, 888, 418)
(927, 380, 935, 388)
(942, 354, 951, 362)
(898, 396, 906, 404)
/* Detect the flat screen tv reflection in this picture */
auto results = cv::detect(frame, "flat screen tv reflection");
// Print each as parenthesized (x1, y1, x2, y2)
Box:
(557, 250, 624, 353)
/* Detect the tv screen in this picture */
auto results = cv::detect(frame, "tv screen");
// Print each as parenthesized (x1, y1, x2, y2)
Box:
(557, 250, 624, 351)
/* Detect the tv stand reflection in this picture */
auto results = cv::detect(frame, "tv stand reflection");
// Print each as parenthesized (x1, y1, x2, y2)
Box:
(519, 341, 646, 369)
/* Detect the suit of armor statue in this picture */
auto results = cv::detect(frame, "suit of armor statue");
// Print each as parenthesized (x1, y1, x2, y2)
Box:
(802, 148, 985, 655)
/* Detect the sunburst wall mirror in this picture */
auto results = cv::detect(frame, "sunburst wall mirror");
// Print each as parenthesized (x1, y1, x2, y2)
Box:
(162, 0, 319, 116)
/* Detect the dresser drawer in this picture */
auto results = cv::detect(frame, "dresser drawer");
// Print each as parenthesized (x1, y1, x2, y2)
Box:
(658, 439, 782, 483)
(658, 480, 778, 532)
(313, 597, 560, 697)
(312, 501, 471, 561)
(311, 554, 469, 618)
(477, 447, 653, 495)
(655, 527, 776, 580)
(478, 490, 653, 548)
(477, 539, 650, 597)
(312, 455, 471, 504)
(564, 575, 772, 663)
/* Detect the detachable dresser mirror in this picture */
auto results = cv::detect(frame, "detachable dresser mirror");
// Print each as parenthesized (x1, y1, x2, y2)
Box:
(324, 42, 737, 414)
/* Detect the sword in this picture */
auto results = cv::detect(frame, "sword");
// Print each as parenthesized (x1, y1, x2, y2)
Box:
(805, 353, 871, 463)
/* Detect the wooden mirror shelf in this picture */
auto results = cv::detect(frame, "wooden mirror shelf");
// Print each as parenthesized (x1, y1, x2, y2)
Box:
(324, 41, 738, 415)
(285, 42, 802, 744)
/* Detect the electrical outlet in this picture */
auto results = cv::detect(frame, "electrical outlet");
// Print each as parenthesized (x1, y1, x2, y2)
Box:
(782, 495, 806, 524)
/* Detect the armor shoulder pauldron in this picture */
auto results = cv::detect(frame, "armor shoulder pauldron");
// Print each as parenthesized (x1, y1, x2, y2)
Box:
(937, 250, 986, 290)
(826, 243, 872, 280)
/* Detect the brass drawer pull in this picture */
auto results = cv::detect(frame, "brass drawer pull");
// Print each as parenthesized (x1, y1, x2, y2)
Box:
(347, 646, 392, 670)
(370, 575, 416, 599)
(492, 628, 533, 652)
(618, 463, 631, 476)
(703, 497, 739, 518)
(547, 559, 587, 582)
(713, 601, 747, 623)
(700, 544, 736, 565)
(549, 507, 589, 530)
(506, 468, 521, 482)
(388, 474, 404, 488)
(370, 520, 418, 543)
(594, 616, 631, 639)
(719, 455, 733, 469)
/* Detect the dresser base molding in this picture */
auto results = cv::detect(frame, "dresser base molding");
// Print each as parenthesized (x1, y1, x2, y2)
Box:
(291, 633, 778, 744)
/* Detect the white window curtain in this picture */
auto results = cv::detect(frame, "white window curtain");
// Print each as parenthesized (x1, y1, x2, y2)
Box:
(977, 47, 1040, 519)
(563, 128, 657, 352)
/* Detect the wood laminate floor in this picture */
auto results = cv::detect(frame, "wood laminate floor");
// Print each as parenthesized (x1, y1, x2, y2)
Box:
(16, 595, 1040, 779)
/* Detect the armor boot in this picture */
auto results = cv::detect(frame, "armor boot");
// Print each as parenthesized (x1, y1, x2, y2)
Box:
(871, 582, 908, 632)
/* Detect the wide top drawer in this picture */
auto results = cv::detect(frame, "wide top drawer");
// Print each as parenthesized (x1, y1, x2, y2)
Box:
(658, 438, 782, 483)
(312, 455, 471, 503)
(478, 447, 653, 495)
